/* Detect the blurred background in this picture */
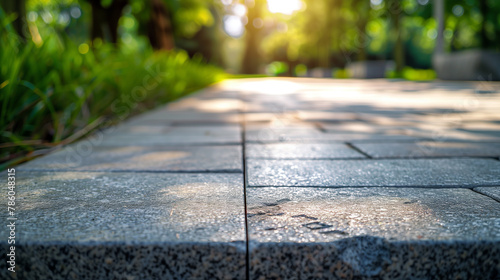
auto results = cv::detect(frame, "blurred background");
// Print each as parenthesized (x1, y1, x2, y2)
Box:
(1, 0, 500, 166)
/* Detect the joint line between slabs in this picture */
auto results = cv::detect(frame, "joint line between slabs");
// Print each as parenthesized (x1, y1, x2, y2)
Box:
(470, 188, 500, 203)
(241, 113, 250, 280)
(346, 142, 373, 159)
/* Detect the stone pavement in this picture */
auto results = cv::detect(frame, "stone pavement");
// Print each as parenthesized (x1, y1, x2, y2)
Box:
(2, 78, 500, 279)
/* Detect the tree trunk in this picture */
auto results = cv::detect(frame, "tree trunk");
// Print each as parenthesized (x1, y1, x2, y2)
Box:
(394, 15, 404, 73)
(354, 0, 370, 61)
(108, 0, 128, 43)
(479, 0, 489, 49)
(89, 0, 127, 44)
(2, 0, 26, 39)
(148, 0, 175, 50)
(388, 0, 404, 74)
(318, 0, 333, 68)
(242, 0, 265, 74)
(89, 0, 105, 42)
(357, 19, 368, 61)
(433, 0, 445, 54)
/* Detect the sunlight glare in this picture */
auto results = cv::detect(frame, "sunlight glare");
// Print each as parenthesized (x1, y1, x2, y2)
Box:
(267, 0, 302, 15)
(233, 4, 247, 17)
(223, 15, 244, 38)
(239, 80, 303, 95)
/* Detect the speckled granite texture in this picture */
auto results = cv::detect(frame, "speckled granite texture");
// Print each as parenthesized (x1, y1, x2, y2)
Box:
(246, 187, 500, 279)
(0, 242, 245, 280)
(246, 187, 500, 242)
(3, 79, 500, 279)
(18, 145, 243, 172)
(245, 143, 366, 159)
(96, 125, 242, 146)
(247, 158, 500, 187)
(249, 239, 500, 280)
(474, 186, 500, 202)
(2, 242, 245, 280)
(0, 172, 246, 279)
(352, 141, 500, 158)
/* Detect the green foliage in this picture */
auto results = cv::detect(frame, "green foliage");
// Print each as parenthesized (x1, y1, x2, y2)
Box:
(333, 69, 350, 79)
(386, 67, 436, 81)
(172, 0, 215, 38)
(265, 61, 288, 76)
(0, 9, 225, 165)
(129, 0, 216, 39)
(260, 0, 500, 71)
(227, 74, 269, 79)
(294, 64, 307, 77)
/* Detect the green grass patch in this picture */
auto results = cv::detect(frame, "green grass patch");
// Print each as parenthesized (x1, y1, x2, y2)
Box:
(226, 74, 269, 79)
(0, 17, 225, 167)
(387, 67, 437, 81)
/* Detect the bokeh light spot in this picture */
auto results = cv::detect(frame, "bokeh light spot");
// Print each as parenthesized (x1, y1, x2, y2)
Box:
(267, 0, 302, 15)
(452, 5, 464, 17)
(78, 43, 89, 54)
(223, 15, 244, 38)
(233, 4, 247, 17)
(253, 18, 264, 29)
(70, 7, 82, 19)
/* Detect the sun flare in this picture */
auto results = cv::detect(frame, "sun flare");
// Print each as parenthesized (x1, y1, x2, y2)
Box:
(267, 0, 303, 15)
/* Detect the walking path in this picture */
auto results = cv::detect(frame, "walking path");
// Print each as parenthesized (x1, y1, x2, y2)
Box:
(2, 78, 500, 279)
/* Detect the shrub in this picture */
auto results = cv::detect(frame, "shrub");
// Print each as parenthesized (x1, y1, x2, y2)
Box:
(0, 14, 225, 167)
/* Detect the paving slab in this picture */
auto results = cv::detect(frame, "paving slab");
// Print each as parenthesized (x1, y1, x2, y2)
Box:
(318, 121, 451, 136)
(405, 128, 500, 142)
(247, 158, 500, 187)
(246, 123, 317, 130)
(247, 187, 500, 241)
(459, 128, 500, 138)
(245, 127, 418, 143)
(474, 186, 500, 202)
(247, 187, 500, 279)
(111, 123, 240, 135)
(327, 133, 420, 142)
(96, 125, 242, 146)
(165, 97, 244, 113)
(352, 141, 500, 158)
(243, 112, 299, 123)
(18, 145, 242, 172)
(0, 172, 245, 279)
(5, 78, 500, 279)
(458, 121, 500, 131)
(126, 111, 242, 125)
(245, 127, 322, 142)
(318, 122, 395, 133)
(245, 143, 366, 159)
(296, 111, 358, 122)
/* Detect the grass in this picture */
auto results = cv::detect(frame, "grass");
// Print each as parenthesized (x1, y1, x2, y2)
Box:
(227, 74, 269, 79)
(386, 67, 437, 81)
(0, 15, 225, 168)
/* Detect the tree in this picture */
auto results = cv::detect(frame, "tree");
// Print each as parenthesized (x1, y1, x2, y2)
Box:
(148, 0, 175, 50)
(1, 0, 26, 39)
(387, 0, 404, 74)
(133, 0, 215, 51)
(88, 0, 128, 43)
(242, 0, 265, 74)
(351, 0, 370, 61)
